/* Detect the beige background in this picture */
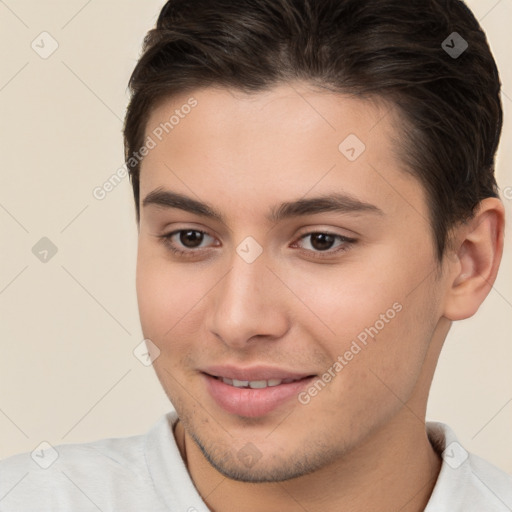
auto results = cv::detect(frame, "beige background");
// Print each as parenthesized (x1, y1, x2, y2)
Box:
(1, 0, 511, 472)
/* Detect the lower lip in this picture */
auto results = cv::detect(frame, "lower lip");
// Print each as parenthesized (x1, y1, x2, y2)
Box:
(203, 374, 315, 418)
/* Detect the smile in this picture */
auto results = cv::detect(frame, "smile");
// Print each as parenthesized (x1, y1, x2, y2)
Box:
(202, 368, 316, 418)
(215, 376, 305, 389)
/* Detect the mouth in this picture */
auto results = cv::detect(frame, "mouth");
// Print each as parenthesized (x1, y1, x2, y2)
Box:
(211, 375, 308, 389)
(201, 367, 317, 418)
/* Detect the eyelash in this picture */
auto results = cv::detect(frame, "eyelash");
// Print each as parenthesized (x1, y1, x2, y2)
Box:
(157, 229, 356, 260)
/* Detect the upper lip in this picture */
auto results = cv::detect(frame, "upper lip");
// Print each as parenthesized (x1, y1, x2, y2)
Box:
(202, 365, 315, 381)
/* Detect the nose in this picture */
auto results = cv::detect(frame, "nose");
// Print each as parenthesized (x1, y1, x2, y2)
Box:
(206, 249, 290, 349)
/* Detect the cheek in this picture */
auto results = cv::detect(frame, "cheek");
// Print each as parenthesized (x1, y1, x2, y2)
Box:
(278, 256, 404, 342)
(284, 250, 436, 390)
(292, 287, 435, 441)
(135, 252, 209, 399)
(135, 243, 207, 342)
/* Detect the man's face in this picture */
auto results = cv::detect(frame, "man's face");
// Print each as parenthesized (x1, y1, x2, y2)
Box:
(136, 84, 448, 481)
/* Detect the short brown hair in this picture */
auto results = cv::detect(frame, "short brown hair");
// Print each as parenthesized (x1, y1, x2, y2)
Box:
(124, 0, 502, 259)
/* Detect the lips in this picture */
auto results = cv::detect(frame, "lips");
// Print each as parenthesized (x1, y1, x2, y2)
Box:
(201, 365, 316, 417)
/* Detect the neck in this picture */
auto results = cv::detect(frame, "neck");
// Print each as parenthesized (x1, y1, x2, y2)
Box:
(174, 408, 442, 512)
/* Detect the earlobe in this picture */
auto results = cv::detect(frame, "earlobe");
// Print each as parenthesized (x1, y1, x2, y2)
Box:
(442, 198, 505, 321)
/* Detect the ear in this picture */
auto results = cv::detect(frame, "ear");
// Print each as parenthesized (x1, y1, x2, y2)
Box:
(442, 197, 505, 321)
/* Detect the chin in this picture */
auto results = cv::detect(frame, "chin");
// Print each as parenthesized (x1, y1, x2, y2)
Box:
(190, 427, 334, 483)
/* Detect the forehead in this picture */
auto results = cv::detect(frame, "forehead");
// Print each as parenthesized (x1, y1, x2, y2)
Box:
(143, 84, 392, 158)
(139, 83, 426, 225)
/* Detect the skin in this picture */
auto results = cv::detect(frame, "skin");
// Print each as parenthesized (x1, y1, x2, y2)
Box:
(135, 83, 504, 512)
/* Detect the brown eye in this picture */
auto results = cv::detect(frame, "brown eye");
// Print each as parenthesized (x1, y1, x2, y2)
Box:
(158, 229, 216, 257)
(308, 233, 336, 251)
(179, 230, 205, 248)
(293, 231, 357, 259)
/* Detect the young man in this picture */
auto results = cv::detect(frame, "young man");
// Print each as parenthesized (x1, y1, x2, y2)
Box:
(1, 0, 511, 510)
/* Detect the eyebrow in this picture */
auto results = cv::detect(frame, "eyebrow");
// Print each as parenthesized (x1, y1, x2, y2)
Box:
(142, 187, 384, 223)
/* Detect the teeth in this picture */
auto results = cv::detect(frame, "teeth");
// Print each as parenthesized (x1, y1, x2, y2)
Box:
(219, 377, 301, 388)
(248, 380, 267, 389)
(232, 379, 249, 387)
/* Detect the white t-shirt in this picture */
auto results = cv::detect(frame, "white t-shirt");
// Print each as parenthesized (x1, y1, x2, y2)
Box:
(1, 410, 511, 511)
